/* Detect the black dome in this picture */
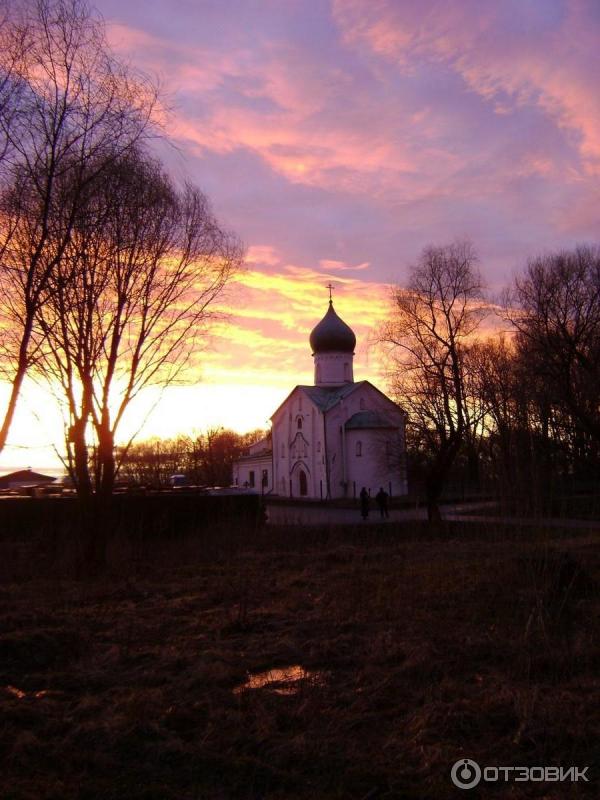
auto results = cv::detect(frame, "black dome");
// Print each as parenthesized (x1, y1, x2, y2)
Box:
(309, 301, 356, 354)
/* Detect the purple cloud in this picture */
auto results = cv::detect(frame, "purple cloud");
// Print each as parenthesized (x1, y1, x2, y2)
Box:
(97, 0, 599, 296)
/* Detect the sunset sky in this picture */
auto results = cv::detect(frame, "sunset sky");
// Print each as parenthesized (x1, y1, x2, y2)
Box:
(2, 0, 600, 471)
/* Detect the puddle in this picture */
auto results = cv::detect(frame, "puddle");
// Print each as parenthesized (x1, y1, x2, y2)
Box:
(4, 686, 57, 700)
(233, 665, 322, 696)
(5, 685, 26, 699)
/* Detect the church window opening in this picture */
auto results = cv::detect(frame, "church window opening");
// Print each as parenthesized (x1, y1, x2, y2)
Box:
(249, 470, 255, 487)
(262, 469, 268, 488)
(297, 417, 302, 430)
(356, 441, 362, 457)
(299, 469, 308, 496)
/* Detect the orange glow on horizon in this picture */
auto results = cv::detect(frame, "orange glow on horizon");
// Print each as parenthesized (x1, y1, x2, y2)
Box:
(0, 261, 393, 472)
(0, 249, 509, 474)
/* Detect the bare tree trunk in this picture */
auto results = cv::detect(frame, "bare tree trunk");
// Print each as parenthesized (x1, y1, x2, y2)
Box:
(70, 418, 92, 499)
(96, 422, 116, 498)
(425, 476, 443, 523)
(0, 353, 28, 452)
(466, 443, 480, 487)
(425, 437, 461, 523)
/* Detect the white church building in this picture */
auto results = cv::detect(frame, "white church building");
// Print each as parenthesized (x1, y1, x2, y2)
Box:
(234, 298, 408, 499)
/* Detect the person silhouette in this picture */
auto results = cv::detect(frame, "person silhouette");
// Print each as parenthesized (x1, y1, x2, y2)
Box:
(359, 487, 370, 520)
(375, 486, 389, 519)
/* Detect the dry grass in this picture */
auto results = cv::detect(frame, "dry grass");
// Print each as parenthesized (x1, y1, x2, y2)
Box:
(0, 521, 598, 799)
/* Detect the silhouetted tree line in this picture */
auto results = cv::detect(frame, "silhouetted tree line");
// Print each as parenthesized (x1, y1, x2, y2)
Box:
(381, 242, 600, 521)
(115, 428, 267, 488)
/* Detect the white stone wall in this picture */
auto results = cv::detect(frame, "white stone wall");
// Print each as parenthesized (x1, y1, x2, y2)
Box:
(323, 382, 407, 499)
(271, 388, 326, 498)
(233, 456, 273, 492)
(345, 429, 406, 498)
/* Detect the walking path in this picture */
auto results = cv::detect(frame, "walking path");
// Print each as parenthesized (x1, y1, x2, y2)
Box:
(265, 499, 600, 530)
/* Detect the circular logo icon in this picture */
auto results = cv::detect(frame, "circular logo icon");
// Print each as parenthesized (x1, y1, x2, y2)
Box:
(451, 759, 482, 789)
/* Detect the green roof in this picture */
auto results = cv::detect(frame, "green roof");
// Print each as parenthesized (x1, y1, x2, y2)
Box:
(270, 380, 405, 421)
(344, 411, 397, 430)
(298, 381, 365, 412)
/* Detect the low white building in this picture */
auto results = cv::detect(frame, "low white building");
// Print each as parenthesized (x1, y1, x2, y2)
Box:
(233, 436, 273, 492)
(234, 299, 408, 499)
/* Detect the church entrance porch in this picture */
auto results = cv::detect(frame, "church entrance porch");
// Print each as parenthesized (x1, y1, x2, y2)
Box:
(290, 462, 310, 498)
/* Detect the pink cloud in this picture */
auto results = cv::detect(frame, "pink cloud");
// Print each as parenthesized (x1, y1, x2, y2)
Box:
(98, 1, 600, 279)
(106, 18, 463, 199)
(332, 0, 600, 172)
(245, 245, 281, 267)
(319, 259, 370, 272)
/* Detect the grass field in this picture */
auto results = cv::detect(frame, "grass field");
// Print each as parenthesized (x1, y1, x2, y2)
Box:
(1, 521, 598, 799)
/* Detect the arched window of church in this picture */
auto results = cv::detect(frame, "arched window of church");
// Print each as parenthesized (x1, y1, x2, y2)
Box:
(297, 417, 302, 430)
(356, 440, 362, 457)
(360, 398, 365, 410)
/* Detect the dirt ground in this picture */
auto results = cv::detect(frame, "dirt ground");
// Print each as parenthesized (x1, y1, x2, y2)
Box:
(1, 521, 598, 799)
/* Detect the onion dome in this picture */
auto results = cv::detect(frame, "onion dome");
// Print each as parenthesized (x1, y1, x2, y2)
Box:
(309, 301, 356, 354)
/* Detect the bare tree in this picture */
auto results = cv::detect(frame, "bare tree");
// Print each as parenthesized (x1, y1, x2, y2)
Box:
(508, 245, 600, 446)
(0, 0, 157, 454)
(379, 240, 485, 521)
(115, 436, 191, 487)
(116, 428, 267, 488)
(0, 0, 29, 167)
(34, 147, 243, 497)
(468, 330, 596, 512)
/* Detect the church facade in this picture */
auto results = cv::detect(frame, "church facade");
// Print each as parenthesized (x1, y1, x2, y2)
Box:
(234, 299, 407, 499)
